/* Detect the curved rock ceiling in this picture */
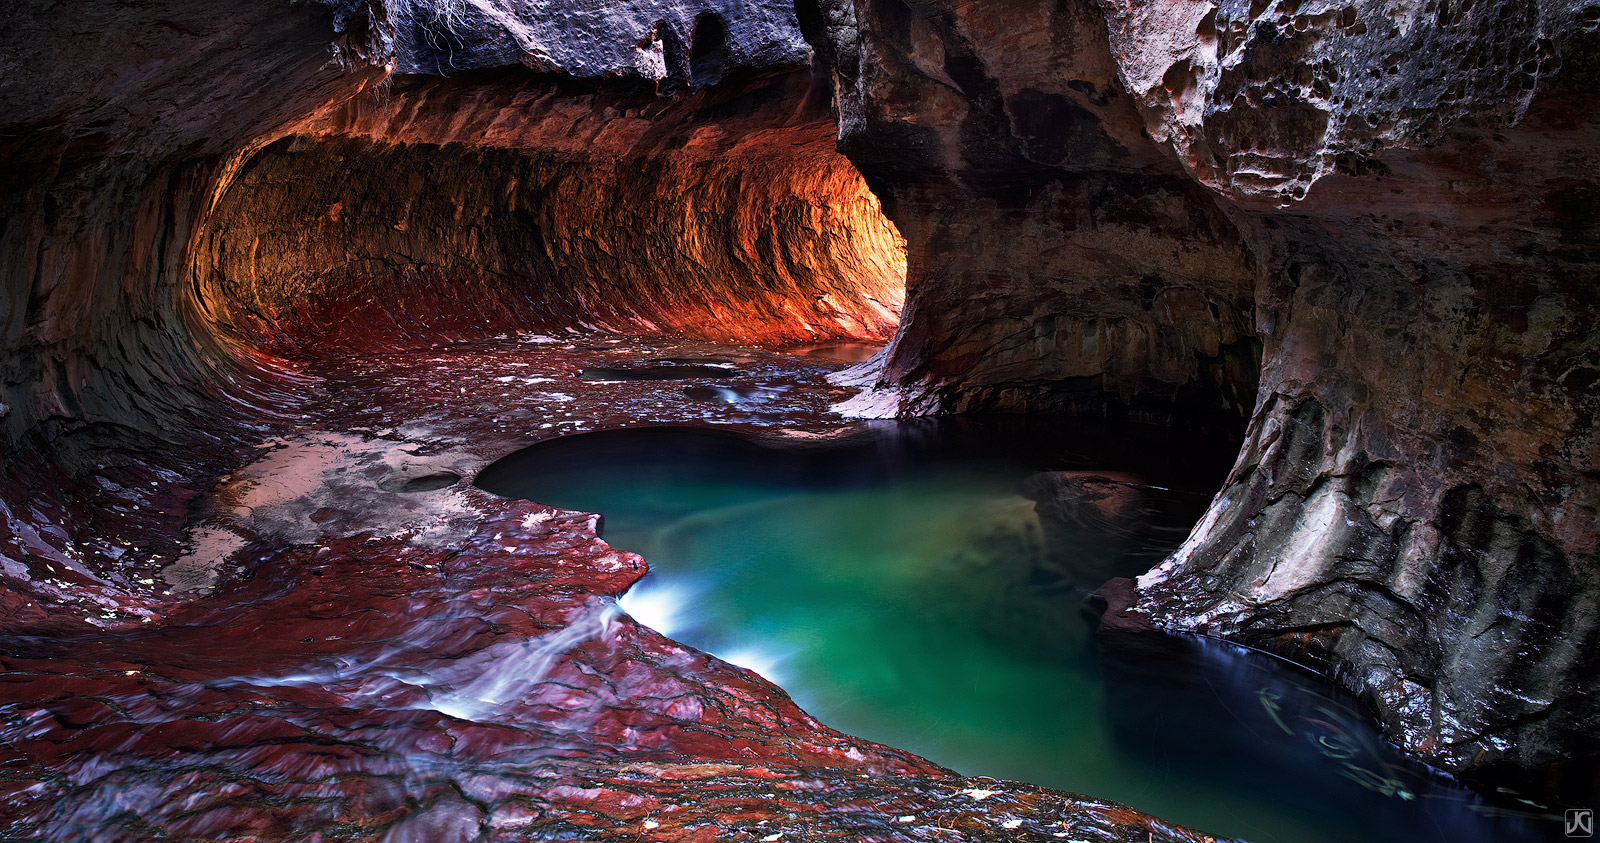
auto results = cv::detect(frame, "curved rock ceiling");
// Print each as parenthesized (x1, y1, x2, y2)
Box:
(0, 0, 1596, 834)
(196, 73, 904, 356)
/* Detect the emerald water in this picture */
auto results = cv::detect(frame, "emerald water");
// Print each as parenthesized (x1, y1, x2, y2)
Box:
(476, 420, 1551, 843)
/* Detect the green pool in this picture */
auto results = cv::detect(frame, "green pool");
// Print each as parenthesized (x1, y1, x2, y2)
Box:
(476, 419, 1551, 843)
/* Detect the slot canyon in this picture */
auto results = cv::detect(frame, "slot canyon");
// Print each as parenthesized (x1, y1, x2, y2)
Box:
(1, 0, 1596, 840)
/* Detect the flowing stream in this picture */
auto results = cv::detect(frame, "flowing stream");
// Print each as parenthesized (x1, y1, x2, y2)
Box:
(476, 418, 1553, 843)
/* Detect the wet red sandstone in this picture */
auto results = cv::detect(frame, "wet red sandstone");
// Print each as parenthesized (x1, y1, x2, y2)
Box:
(0, 337, 1221, 842)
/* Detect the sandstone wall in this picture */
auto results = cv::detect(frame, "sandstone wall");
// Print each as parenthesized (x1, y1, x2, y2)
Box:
(0, 2, 382, 446)
(1118, 0, 1600, 782)
(0, 0, 391, 627)
(819, 0, 1600, 783)
(0, 1, 886, 623)
(196, 72, 903, 356)
(820, 0, 1262, 436)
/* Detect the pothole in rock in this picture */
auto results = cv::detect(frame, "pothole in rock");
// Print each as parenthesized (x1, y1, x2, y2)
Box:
(378, 469, 462, 493)
(682, 385, 782, 404)
(780, 342, 883, 363)
(579, 364, 737, 381)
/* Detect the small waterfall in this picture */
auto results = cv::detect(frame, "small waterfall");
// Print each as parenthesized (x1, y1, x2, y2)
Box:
(429, 600, 620, 720)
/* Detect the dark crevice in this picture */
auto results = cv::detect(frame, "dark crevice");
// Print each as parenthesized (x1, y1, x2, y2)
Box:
(689, 12, 730, 88)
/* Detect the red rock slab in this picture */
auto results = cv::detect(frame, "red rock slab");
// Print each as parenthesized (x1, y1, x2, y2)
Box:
(0, 337, 1226, 842)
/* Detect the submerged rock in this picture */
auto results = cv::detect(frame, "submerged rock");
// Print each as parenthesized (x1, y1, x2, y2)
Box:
(1023, 471, 1149, 590)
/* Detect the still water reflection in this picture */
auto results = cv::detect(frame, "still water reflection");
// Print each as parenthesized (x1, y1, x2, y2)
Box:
(475, 420, 1552, 843)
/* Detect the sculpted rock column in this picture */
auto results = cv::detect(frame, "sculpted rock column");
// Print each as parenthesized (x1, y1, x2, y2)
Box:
(1122, 0, 1600, 780)
(821, 0, 1600, 782)
(816, 0, 1262, 434)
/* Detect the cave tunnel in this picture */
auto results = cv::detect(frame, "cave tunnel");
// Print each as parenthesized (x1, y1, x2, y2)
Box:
(2, 0, 1598, 840)
(191, 70, 906, 359)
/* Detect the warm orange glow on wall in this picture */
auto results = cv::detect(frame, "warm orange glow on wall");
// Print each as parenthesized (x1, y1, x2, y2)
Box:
(189, 74, 908, 357)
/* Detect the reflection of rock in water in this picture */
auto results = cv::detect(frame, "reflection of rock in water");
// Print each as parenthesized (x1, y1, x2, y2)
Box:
(653, 357, 736, 366)
(904, 472, 1203, 659)
(915, 497, 1084, 658)
(682, 384, 783, 405)
(780, 342, 883, 363)
(579, 364, 736, 380)
(1021, 471, 1152, 590)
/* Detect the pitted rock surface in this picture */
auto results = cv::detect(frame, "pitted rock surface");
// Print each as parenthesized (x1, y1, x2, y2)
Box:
(385, 0, 810, 85)
(1099, 0, 1593, 205)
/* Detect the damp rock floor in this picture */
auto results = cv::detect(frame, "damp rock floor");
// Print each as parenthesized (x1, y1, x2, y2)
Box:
(0, 335, 1218, 842)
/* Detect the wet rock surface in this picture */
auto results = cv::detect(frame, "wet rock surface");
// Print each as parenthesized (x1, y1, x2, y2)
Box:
(0, 337, 1223, 842)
